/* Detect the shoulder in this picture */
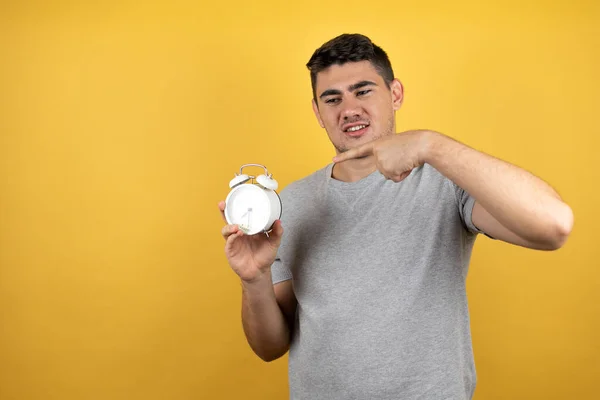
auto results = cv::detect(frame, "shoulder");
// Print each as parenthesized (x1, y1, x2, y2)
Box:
(415, 163, 464, 205)
(278, 164, 331, 203)
(407, 163, 452, 189)
(402, 163, 460, 204)
(274, 164, 331, 226)
(412, 162, 445, 180)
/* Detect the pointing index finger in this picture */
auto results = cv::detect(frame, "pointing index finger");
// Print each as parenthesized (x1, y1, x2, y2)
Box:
(332, 142, 374, 163)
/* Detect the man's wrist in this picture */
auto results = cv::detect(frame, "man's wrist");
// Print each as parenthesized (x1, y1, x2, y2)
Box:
(419, 130, 443, 165)
(241, 269, 273, 292)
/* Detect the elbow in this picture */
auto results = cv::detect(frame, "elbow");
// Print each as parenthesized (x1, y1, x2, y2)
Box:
(255, 346, 289, 362)
(543, 203, 574, 250)
(248, 340, 289, 362)
(259, 352, 285, 363)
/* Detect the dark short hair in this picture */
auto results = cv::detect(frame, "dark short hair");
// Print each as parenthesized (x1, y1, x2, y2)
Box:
(306, 33, 395, 100)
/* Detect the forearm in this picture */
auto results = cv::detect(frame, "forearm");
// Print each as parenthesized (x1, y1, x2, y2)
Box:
(241, 273, 291, 362)
(423, 131, 573, 244)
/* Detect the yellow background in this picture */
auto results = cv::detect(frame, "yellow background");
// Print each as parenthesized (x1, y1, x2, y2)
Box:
(1, 1, 598, 399)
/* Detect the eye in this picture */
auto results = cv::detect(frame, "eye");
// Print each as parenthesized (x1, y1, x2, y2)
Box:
(357, 89, 372, 96)
(324, 97, 341, 104)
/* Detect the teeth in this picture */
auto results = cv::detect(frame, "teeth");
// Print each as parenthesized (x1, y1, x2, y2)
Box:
(347, 125, 367, 132)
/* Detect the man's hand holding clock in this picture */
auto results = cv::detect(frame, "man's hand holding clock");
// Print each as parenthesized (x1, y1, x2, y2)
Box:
(218, 200, 284, 283)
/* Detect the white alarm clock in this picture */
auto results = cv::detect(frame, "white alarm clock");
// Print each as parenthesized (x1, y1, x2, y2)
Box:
(224, 164, 282, 236)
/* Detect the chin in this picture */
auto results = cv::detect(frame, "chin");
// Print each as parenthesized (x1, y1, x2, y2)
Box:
(348, 132, 379, 145)
(333, 128, 384, 153)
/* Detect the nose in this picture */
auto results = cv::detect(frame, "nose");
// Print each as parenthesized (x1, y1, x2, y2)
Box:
(341, 96, 362, 121)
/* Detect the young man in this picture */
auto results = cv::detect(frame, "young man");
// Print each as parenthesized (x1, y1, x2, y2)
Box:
(218, 34, 573, 400)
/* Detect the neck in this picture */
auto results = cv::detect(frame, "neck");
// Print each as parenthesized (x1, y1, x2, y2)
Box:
(331, 156, 377, 182)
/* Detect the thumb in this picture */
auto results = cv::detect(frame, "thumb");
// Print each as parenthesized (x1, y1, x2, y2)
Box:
(268, 220, 284, 245)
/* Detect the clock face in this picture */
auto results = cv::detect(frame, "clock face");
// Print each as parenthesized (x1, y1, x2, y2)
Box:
(225, 185, 272, 235)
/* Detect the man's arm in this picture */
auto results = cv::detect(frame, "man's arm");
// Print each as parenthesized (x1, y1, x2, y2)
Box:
(218, 200, 296, 362)
(424, 131, 574, 250)
(241, 277, 297, 362)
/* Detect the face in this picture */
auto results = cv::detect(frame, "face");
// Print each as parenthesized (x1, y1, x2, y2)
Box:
(312, 60, 403, 154)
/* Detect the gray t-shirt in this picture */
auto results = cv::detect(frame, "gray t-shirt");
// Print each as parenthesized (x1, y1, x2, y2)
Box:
(271, 162, 482, 400)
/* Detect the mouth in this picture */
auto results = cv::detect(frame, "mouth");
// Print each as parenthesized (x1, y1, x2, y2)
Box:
(343, 123, 370, 137)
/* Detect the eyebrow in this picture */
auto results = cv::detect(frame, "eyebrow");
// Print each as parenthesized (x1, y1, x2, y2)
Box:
(318, 80, 377, 99)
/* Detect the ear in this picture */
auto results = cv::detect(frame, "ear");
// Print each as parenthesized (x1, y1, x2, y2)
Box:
(312, 98, 325, 128)
(391, 79, 404, 111)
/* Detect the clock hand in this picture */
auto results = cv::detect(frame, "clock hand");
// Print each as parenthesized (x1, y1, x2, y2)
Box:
(238, 207, 252, 233)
